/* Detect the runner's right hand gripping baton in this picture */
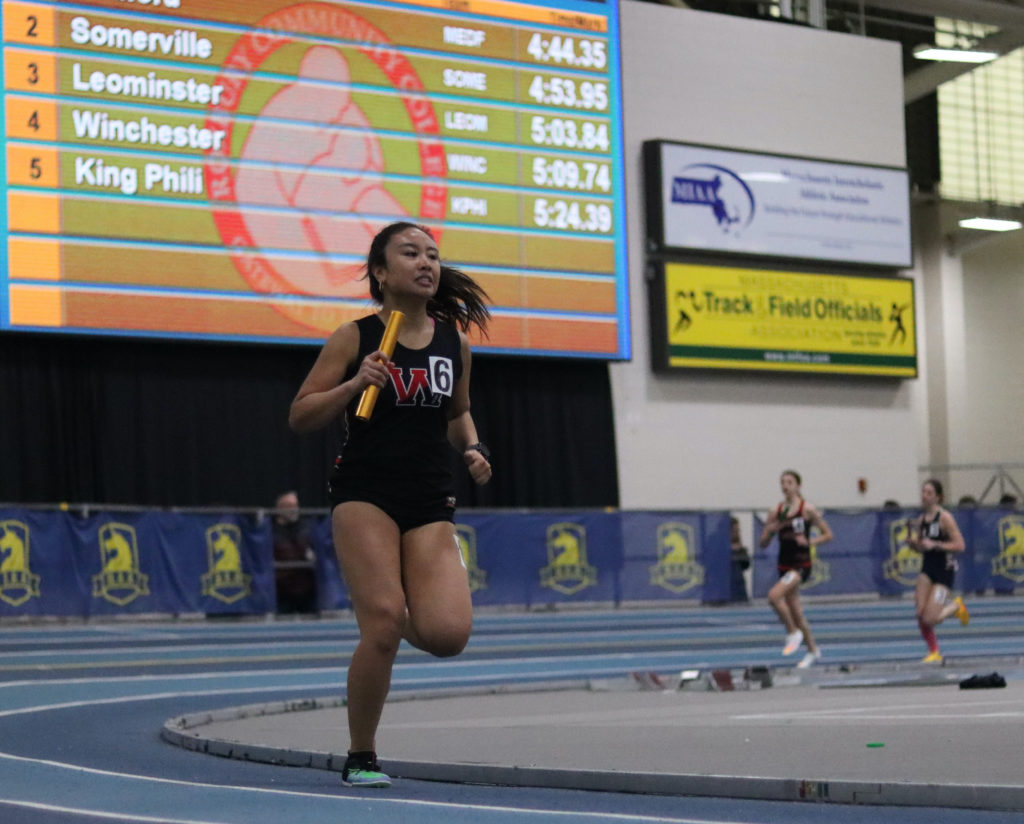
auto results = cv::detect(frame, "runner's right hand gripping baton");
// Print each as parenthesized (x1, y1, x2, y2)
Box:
(355, 311, 404, 421)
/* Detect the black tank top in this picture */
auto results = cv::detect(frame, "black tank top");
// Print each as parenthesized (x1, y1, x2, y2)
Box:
(777, 499, 811, 568)
(919, 510, 953, 571)
(335, 314, 462, 494)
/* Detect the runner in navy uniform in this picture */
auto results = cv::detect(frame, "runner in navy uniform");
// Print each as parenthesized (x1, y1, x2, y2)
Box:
(758, 470, 833, 668)
(289, 222, 491, 788)
(908, 478, 969, 663)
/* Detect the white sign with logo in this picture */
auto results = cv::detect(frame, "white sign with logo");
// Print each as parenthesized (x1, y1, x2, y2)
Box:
(647, 142, 912, 269)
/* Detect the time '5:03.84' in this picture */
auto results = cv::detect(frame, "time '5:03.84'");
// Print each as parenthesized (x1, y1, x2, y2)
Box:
(529, 117, 610, 151)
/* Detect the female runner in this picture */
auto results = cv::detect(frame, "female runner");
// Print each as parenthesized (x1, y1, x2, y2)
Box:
(758, 470, 833, 668)
(909, 478, 969, 663)
(289, 222, 491, 787)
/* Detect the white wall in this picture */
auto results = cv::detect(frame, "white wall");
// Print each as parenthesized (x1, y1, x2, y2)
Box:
(958, 230, 1024, 462)
(907, 201, 1024, 502)
(612, 3, 921, 509)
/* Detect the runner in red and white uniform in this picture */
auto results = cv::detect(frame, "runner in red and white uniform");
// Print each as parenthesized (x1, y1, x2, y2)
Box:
(908, 478, 970, 663)
(289, 222, 491, 788)
(759, 469, 833, 668)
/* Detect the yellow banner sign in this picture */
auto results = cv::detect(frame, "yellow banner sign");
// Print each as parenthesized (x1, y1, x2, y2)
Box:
(661, 263, 916, 376)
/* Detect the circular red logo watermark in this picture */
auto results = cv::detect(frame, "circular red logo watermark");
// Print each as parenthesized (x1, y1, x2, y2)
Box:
(204, 2, 447, 333)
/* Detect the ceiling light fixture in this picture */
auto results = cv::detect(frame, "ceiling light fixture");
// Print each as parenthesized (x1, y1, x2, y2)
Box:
(913, 44, 998, 63)
(958, 217, 1023, 232)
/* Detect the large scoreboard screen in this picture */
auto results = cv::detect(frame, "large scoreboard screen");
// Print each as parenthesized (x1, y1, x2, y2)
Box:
(1, 0, 628, 358)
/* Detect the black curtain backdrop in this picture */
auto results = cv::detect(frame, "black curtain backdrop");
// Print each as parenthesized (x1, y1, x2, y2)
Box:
(2, 333, 619, 509)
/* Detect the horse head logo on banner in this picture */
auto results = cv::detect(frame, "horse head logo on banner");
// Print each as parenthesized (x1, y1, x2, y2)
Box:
(0, 520, 41, 608)
(92, 522, 150, 606)
(883, 517, 920, 587)
(201, 523, 253, 604)
(993, 515, 1024, 584)
(649, 521, 705, 594)
(540, 522, 597, 596)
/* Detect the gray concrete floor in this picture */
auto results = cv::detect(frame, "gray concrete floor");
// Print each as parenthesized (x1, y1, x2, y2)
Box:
(193, 676, 1024, 786)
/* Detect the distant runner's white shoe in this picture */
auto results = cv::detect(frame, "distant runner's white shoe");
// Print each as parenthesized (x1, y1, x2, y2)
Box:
(782, 629, 804, 655)
(797, 649, 821, 669)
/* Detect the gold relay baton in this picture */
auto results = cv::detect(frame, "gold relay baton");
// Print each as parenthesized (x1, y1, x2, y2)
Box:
(355, 310, 404, 420)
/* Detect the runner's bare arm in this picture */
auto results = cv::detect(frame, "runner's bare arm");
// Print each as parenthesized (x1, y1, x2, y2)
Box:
(807, 505, 834, 547)
(289, 322, 388, 433)
(759, 509, 779, 549)
(938, 511, 966, 553)
(907, 516, 924, 552)
(447, 334, 490, 486)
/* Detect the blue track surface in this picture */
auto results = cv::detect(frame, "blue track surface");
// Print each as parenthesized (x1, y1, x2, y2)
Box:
(2, 598, 1023, 823)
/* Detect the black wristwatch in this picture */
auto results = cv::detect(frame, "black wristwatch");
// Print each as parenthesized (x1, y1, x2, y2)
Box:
(466, 442, 491, 461)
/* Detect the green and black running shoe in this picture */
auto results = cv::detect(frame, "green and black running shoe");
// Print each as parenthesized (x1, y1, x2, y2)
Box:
(342, 751, 391, 788)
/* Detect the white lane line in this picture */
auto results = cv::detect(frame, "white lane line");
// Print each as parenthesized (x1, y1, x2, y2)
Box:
(0, 640, 358, 659)
(0, 752, 747, 824)
(0, 626, 716, 660)
(0, 653, 745, 703)
(0, 663, 610, 717)
(0, 668, 583, 718)
(0, 683, 339, 719)
(733, 695, 1021, 720)
(0, 799, 228, 824)
(0, 666, 346, 689)
(736, 712, 1024, 721)
(0, 666, 628, 718)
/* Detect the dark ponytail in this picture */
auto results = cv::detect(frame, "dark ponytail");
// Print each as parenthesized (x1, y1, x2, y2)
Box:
(430, 263, 491, 334)
(365, 221, 490, 334)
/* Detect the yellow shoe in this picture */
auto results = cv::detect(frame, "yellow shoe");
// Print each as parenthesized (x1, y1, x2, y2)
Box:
(922, 650, 943, 664)
(954, 597, 970, 627)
